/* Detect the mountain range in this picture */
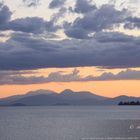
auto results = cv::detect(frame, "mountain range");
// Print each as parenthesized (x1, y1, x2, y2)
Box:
(0, 89, 139, 106)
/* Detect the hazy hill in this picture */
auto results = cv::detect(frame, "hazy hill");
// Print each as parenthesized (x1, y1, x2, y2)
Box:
(0, 89, 139, 106)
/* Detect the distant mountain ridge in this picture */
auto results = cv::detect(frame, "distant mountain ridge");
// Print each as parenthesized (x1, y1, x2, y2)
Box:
(0, 89, 139, 106)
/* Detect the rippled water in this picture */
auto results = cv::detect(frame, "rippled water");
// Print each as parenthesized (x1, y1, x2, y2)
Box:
(0, 106, 140, 140)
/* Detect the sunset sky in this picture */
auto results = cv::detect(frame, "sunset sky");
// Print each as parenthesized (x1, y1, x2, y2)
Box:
(0, 0, 140, 98)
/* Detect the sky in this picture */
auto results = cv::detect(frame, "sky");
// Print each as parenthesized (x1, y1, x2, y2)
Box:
(0, 0, 140, 98)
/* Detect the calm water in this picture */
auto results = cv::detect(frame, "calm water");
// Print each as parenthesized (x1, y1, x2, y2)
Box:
(0, 106, 140, 140)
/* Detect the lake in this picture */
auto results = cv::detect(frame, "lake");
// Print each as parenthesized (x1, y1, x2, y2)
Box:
(0, 106, 140, 140)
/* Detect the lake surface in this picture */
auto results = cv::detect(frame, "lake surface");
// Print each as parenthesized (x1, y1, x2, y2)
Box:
(0, 106, 140, 140)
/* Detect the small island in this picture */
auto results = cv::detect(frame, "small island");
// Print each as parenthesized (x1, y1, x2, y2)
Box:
(118, 101, 140, 105)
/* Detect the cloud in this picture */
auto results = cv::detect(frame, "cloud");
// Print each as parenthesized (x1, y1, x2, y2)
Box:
(0, 69, 81, 85)
(0, 69, 140, 85)
(0, 31, 140, 70)
(94, 32, 134, 43)
(84, 69, 140, 81)
(0, 3, 12, 25)
(125, 16, 140, 29)
(46, 69, 80, 82)
(64, 26, 90, 39)
(0, 3, 140, 70)
(22, 0, 40, 7)
(0, 33, 7, 37)
(0, 2, 139, 37)
(0, 70, 37, 76)
(0, 70, 40, 85)
(74, 0, 96, 14)
(46, 69, 140, 81)
(7, 17, 48, 34)
(0, 3, 61, 34)
(9, 17, 60, 33)
(64, 4, 128, 39)
(0, 75, 47, 85)
(0, 16, 60, 34)
(49, 0, 66, 9)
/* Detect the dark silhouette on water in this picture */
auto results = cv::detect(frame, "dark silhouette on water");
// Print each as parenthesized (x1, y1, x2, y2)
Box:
(118, 101, 140, 105)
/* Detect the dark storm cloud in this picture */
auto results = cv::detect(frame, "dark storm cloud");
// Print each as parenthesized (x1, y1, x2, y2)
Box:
(8, 32, 61, 52)
(65, 4, 128, 39)
(0, 69, 140, 85)
(49, 0, 66, 9)
(74, 0, 96, 14)
(94, 32, 134, 43)
(0, 31, 140, 70)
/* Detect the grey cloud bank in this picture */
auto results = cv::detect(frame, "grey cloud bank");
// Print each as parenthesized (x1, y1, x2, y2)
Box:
(0, 31, 140, 70)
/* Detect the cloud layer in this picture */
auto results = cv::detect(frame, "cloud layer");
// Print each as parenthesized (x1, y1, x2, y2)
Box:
(0, 30, 140, 70)
(0, 69, 140, 85)
(0, 1, 140, 70)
